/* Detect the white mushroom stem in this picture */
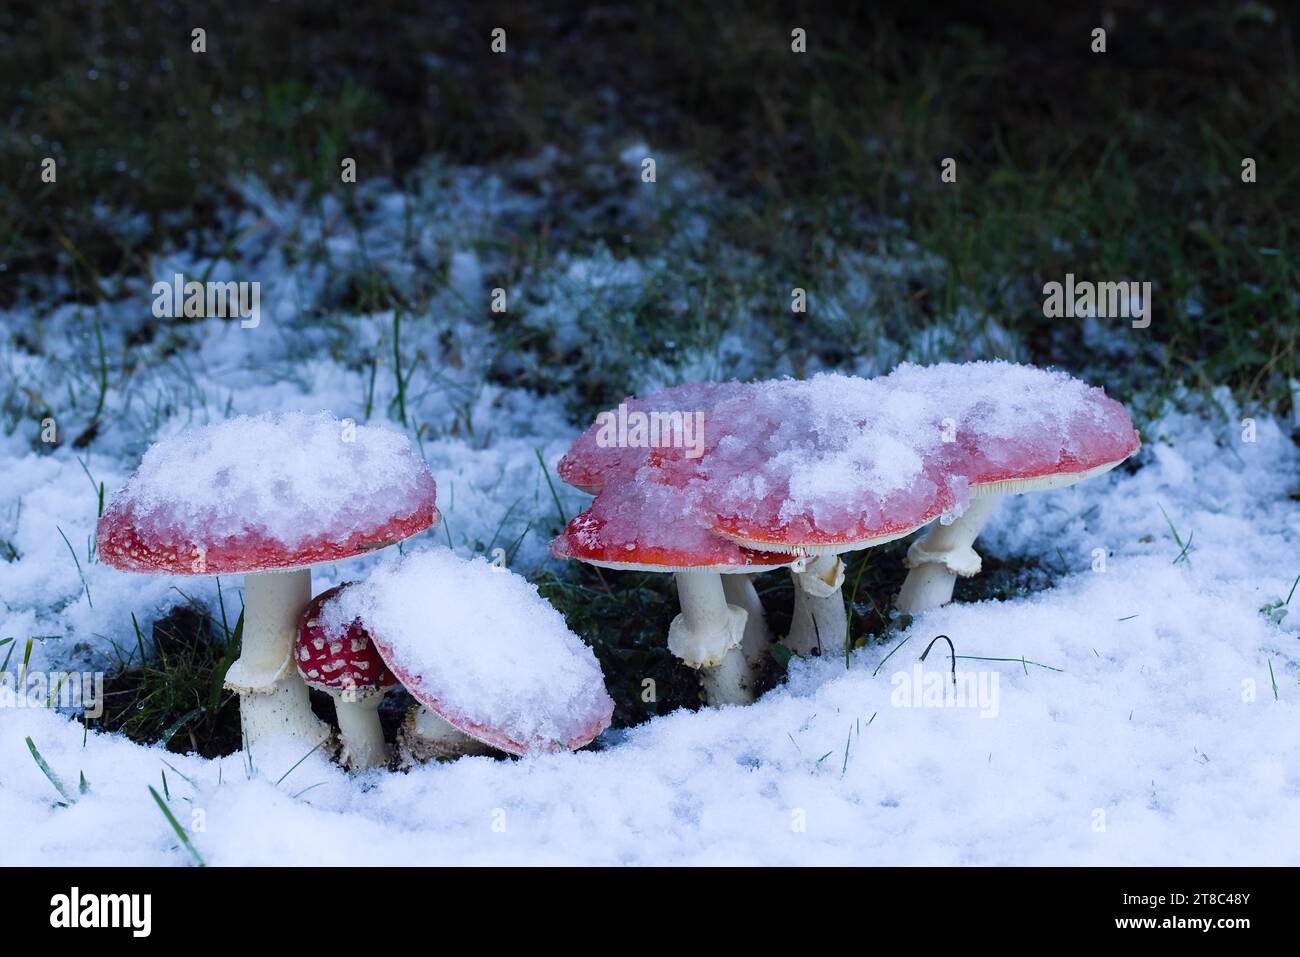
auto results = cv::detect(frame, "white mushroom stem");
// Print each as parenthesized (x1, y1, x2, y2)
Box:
(698, 644, 753, 706)
(896, 496, 1000, 613)
(399, 706, 495, 765)
(722, 574, 772, 670)
(668, 570, 747, 670)
(785, 554, 847, 657)
(223, 569, 329, 751)
(332, 692, 388, 771)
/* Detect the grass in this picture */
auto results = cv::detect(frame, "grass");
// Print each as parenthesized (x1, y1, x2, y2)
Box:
(4, 2, 1294, 413)
(3, 0, 1296, 753)
(25, 735, 79, 806)
(148, 785, 205, 866)
(98, 601, 243, 757)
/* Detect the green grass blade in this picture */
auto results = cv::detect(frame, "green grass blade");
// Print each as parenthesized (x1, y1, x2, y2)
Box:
(147, 785, 205, 866)
(25, 737, 77, 805)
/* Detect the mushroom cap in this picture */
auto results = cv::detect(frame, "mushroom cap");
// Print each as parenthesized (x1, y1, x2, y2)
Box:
(555, 363, 1141, 557)
(550, 478, 799, 572)
(876, 361, 1142, 491)
(659, 374, 961, 554)
(96, 412, 439, 575)
(675, 363, 1140, 553)
(320, 549, 615, 756)
(557, 381, 747, 493)
(295, 584, 399, 697)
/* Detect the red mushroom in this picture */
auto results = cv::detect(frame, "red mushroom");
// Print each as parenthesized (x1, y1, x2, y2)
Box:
(557, 382, 780, 678)
(659, 376, 958, 657)
(295, 585, 400, 770)
(552, 477, 798, 704)
(888, 363, 1141, 612)
(557, 381, 747, 493)
(96, 412, 439, 752)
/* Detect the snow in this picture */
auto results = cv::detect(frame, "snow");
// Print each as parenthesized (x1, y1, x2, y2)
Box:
(3, 395, 1295, 865)
(0, 150, 1296, 866)
(322, 549, 613, 753)
(99, 411, 435, 553)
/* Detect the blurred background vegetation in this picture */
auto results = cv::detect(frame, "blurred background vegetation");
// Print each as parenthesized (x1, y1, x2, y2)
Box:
(2, 0, 1295, 408)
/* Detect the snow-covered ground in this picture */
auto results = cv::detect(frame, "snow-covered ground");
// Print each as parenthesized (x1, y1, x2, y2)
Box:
(2, 152, 1297, 865)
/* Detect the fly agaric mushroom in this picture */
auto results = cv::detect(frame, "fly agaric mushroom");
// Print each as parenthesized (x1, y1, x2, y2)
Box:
(320, 548, 614, 756)
(295, 584, 400, 770)
(672, 374, 959, 657)
(96, 412, 439, 752)
(552, 477, 798, 705)
(558, 382, 782, 673)
(889, 362, 1141, 612)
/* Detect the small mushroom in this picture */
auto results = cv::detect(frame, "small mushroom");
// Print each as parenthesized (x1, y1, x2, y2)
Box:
(321, 548, 614, 756)
(294, 585, 399, 770)
(552, 478, 798, 705)
(96, 411, 439, 753)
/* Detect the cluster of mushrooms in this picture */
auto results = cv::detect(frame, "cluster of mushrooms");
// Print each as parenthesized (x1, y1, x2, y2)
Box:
(95, 412, 614, 768)
(551, 362, 1141, 706)
(94, 361, 1140, 767)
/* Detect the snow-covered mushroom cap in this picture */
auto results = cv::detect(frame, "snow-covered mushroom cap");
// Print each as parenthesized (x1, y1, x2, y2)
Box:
(667, 363, 1138, 552)
(320, 549, 615, 756)
(296, 585, 398, 698)
(551, 478, 798, 573)
(876, 361, 1141, 491)
(558, 381, 748, 494)
(96, 412, 439, 574)
(673, 374, 960, 554)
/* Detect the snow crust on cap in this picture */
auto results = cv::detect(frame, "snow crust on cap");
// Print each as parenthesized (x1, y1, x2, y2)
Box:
(689, 374, 957, 546)
(323, 549, 614, 755)
(556, 362, 1139, 552)
(875, 361, 1141, 486)
(296, 584, 399, 695)
(97, 412, 438, 574)
(551, 477, 798, 570)
(557, 381, 748, 493)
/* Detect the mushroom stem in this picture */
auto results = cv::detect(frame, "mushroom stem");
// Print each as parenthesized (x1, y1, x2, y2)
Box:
(698, 644, 754, 706)
(785, 554, 847, 657)
(696, 574, 770, 707)
(896, 496, 1000, 613)
(398, 706, 495, 765)
(333, 692, 388, 770)
(224, 570, 329, 750)
(668, 570, 747, 669)
(722, 574, 771, 670)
